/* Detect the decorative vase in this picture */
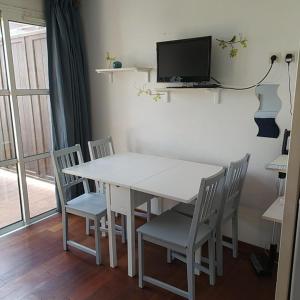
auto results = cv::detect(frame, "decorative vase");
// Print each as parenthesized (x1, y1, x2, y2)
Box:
(113, 61, 122, 68)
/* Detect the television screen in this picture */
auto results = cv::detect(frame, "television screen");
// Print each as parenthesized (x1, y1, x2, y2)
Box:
(157, 36, 211, 83)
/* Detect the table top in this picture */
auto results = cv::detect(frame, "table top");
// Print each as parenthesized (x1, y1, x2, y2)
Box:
(63, 152, 222, 203)
(63, 153, 178, 188)
(262, 197, 284, 223)
(266, 154, 288, 173)
(133, 160, 222, 202)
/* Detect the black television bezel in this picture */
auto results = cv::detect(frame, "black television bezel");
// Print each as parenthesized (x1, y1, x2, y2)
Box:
(156, 36, 212, 83)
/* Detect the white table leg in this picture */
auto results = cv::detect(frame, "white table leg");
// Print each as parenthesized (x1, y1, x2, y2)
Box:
(127, 190, 136, 277)
(106, 183, 117, 268)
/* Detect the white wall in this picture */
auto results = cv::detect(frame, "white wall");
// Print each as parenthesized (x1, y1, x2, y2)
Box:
(0, 0, 44, 12)
(80, 0, 300, 248)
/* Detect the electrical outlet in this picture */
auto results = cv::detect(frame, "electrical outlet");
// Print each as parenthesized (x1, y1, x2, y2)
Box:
(285, 51, 297, 63)
(269, 52, 281, 63)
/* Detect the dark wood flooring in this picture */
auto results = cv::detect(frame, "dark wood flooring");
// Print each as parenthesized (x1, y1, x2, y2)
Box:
(0, 214, 276, 300)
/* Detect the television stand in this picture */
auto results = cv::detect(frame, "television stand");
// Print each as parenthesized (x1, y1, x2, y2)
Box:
(167, 83, 220, 89)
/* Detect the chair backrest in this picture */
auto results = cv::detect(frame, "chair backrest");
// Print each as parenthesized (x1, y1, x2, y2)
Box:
(52, 144, 89, 208)
(88, 136, 115, 160)
(225, 153, 250, 211)
(88, 137, 114, 193)
(188, 168, 226, 249)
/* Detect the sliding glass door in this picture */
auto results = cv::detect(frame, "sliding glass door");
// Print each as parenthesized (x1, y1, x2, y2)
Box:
(0, 9, 56, 235)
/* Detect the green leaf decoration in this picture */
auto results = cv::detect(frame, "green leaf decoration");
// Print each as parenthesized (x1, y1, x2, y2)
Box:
(153, 94, 161, 101)
(216, 34, 248, 58)
(229, 35, 236, 43)
(230, 48, 238, 58)
(240, 39, 248, 48)
(137, 85, 161, 102)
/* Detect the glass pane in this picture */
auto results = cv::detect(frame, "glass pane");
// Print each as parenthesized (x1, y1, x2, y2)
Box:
(18, 95, 52, 157)
(0, 22, 8, 90)
(9, 21, 48, 89)
(0, 165, 22, 228)
(25, 157, 56, 218)
(0, 96, 16, 161)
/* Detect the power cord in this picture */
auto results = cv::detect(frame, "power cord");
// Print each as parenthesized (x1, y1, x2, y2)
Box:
(286, 54, 293, 116)
(212, 55, 277, 91)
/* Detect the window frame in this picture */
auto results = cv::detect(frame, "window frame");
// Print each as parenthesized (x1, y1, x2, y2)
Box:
(0, 6, 56, 235)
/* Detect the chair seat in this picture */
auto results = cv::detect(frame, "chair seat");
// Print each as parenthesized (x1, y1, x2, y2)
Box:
(172, 203, 194, 217)
(137, 210, 212, 248)
(66, 192, 107, 217)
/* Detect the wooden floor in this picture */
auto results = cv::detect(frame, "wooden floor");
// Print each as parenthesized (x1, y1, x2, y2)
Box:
(0, 214, 276, 300)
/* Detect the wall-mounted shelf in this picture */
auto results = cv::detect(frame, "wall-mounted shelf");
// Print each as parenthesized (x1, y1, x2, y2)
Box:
(153, 87, 221, 104)
(95, 67, 152, 83)
(95, 67, 221, 103)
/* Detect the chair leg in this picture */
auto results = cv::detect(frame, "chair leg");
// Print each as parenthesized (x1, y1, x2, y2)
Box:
(101, 216, 107, 237)
(146, 199, 151, 222)
(187, 250, 195, 300)
(194, 247, 201, 275)
(208, 235, 216, 286)
(167, 248, 172, 263)
(94, 217, 101, 265)
(86, 217, 91, 235)
(121, 215, 126, 244)
(232, 212, 238, 258)
(138, 232, 144, 288)
(62, 211, 68, 251)
(216, 227, 223, 276)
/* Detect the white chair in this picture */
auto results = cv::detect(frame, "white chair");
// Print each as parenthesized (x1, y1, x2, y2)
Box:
(172, 154, 250, 275)
(52, 144, 107, 265)
(137, 168, 226, 300)
(218, 154, 250, 272)
(87, 136, 126, 242)
(88, 136, 152, 222)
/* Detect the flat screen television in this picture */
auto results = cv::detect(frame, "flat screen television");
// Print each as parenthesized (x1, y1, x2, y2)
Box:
(157, 36, 212, 83)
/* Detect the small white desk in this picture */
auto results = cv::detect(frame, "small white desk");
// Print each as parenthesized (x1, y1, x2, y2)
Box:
(266, 154, 288, 173)
(251, 156, 287, 275)
(266, 154, 288, 197)
(63, 152, 222, 277)
(262, 197, 284, 224)
(264, 155, 288, 244)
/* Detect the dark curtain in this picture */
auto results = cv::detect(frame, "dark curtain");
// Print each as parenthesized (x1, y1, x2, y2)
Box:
(45, 0, 91, 211)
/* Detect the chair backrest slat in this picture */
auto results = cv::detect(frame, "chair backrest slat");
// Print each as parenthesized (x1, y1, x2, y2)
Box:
(188, 168, 226, 249)
(89, 136, 114, 160)
(225, 153, 250, 210)
(88, 136, 114, 193)
(52, 144, 89, 207)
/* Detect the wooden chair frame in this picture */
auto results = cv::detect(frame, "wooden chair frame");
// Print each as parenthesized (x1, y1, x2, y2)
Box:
(52, 144, 107, 265)
(138, 168, 226, 300)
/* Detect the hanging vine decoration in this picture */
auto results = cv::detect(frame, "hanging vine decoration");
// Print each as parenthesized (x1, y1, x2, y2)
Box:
(216, 34, 248, 58)
(137, 84, 161, 102)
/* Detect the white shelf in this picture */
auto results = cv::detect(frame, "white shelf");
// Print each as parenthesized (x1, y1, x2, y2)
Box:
(95, 67, 152, 83)
(95, 67, 220, 103)
(266, 154, 288, 173)
(262, 196, 285, 223)
(153, 87, 221, 104)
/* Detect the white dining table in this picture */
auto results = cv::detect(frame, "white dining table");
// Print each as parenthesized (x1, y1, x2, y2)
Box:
(62, 152, 222, 277)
